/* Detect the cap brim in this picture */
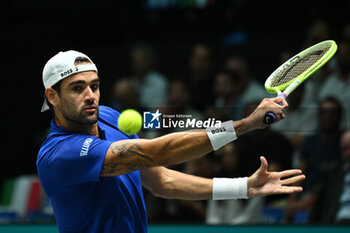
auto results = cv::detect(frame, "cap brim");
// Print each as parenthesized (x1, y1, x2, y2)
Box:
(41, 99, 49, 112)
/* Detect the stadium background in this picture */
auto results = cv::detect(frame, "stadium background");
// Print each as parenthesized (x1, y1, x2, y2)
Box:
(2, 0, 350, 230)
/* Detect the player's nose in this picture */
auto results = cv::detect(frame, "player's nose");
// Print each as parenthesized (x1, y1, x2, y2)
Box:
(84, 86, 95, 102)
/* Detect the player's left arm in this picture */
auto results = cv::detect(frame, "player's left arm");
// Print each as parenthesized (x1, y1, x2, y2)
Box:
(141, 166, 212, 200)
(141, 156, 305, 200)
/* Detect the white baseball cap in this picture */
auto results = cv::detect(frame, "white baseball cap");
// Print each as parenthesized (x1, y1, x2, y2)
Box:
(41, 50, 98, 112)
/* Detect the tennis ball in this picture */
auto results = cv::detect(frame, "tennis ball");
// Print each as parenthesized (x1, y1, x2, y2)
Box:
(118, 109, 143, 135)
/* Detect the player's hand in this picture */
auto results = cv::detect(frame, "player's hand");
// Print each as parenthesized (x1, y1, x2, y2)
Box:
(247, 156, 305, 197)
(246, 97, 288, 129)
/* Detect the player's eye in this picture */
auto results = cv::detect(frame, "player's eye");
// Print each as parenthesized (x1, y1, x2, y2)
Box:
(72, 85, 83, 92)
(91, 84, 99, 91)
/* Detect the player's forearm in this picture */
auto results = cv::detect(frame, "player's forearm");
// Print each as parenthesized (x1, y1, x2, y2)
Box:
(149, 130, 212, 166)
(141, 167, 213, 200)
(142, 166, 247, 201)
(165, 175, 213, 200)
(101, 119, 252, 176)
(232, 118, 252, 136)
(101, 131, 211, 177)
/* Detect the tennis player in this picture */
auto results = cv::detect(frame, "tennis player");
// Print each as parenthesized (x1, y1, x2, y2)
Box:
(37, 51, 305, 233)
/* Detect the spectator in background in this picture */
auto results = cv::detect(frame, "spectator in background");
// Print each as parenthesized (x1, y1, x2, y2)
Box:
(213, 69, 237, 119)
(147, 79, 204, 138)
(130, 42, 168, 108)
(217, 143, 239, 178)
(109, 77, 140, 112)
(223, 56, 266, 120)
(165, 79, 203, 121)
(286, 97, 343, 222)
(319, 40, 350, 128)
(214, 70, 235, 107)
(342, 23, 350, 41)
(299, 97, 342, 191)
(188, 43, 215, 111)
(309, 129, 350, 224)
(270, 85, 317, 156)
(304, 19, 331, 46)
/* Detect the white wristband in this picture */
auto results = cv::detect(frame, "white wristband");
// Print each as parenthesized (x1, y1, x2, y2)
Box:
(206, 120, 237, 151)
(212, 177, 248, 200)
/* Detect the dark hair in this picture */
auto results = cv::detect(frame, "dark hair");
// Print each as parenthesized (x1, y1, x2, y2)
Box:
(319, 96, 343, 117)
(45, 56, 92, 117)
(74, 56, 91, 65)
(45, 80, 63, 117)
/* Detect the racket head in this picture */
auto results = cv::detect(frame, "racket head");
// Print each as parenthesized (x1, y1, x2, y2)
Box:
(265, 40, 338, 94)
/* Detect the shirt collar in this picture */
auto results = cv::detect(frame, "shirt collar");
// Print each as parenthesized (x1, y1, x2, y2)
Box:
(49, 120, 105, 139)
(50, 120, 72, 136)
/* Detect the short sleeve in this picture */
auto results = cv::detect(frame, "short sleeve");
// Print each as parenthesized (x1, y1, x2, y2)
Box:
(51, 135, 112, 186)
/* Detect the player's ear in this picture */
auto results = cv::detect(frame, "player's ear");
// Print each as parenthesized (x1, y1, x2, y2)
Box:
(45, 87, 59, 107)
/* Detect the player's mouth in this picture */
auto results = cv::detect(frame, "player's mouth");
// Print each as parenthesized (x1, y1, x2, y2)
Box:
(84, 105, 97, 113)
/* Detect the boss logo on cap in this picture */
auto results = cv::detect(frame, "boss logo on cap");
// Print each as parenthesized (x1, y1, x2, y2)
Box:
(60, 67, 79, 78)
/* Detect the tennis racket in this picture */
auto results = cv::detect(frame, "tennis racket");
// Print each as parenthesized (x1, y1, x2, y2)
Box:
(263, 40, 338, 124)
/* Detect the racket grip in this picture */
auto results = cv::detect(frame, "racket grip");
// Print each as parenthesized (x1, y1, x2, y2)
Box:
(263, 112, 276, 124)
(263, 93, 286, 124)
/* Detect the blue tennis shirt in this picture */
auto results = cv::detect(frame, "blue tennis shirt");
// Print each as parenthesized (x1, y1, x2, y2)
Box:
(37, 106, 148, 233)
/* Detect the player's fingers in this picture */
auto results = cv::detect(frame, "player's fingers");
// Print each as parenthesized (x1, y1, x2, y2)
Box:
(271, 96, 288, 109)
(275, 112, 286, 122)
(280, 174, 306, 185)
(278, 97, 288, 109)
(271, 101, 287, 116)
(275, 186, 303, 194)
(259, 156, 268, 172)
(272, 110, 284, 123)
(278, 169, 303, 178)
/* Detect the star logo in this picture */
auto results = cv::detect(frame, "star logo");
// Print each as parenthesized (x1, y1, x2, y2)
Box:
(151, 109, 162, 122)
(143, 109, 162, 129)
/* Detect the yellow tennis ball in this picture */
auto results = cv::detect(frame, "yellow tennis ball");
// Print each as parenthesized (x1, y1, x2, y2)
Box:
(118, 109, 143, 135)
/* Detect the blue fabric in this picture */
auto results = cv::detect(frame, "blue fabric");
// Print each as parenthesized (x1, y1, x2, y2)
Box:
(37, 106, 147, 233)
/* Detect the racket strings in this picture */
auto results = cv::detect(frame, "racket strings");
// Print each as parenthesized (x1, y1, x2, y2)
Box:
(270, 43, 332, 87)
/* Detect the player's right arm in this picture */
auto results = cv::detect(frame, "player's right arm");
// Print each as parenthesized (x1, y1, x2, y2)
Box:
(100, 97, 287, 177)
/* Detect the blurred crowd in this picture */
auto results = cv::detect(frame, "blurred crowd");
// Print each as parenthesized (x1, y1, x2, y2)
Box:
(108, 19, 350, 224)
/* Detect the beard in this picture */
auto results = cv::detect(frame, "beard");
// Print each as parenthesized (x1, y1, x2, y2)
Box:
(59, 97, 99, 126)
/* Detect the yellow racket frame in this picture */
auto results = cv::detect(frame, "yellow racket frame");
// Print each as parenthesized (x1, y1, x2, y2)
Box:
(265, 40, 338, 96)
